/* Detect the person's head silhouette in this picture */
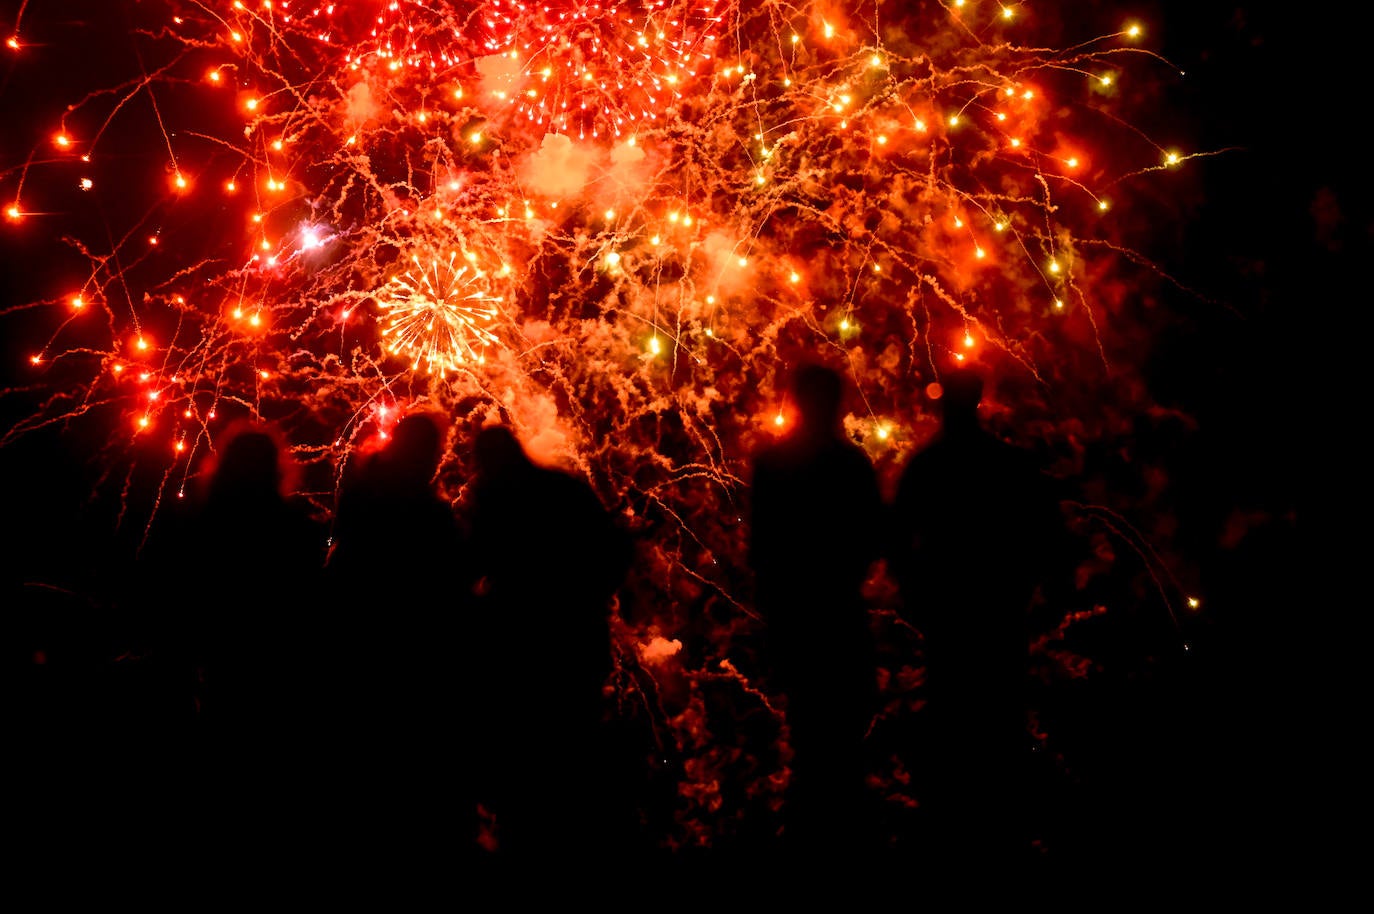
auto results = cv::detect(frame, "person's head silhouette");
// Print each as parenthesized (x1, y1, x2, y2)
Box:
(938, 368, 985, 433)
(206, 424, 285, 502)
(384, 411, 446, 482)
(789, 362, 844, 437)
(473, 424, 531, 478)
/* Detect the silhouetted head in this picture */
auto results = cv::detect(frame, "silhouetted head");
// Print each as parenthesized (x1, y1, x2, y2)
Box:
(385, 411, 446, 481)
(939, 369, 985, 431)
(789, 362, 844, 434)
(473, 424, 531, 477)
(207, 426, 283, 500)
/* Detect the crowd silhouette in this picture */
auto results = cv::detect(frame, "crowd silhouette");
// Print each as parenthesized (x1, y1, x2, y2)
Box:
(15, 372, 1087, 871)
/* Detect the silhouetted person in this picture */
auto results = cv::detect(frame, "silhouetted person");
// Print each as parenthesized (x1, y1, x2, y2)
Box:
(325, 410, 472, 850)
(139, 421, 328, 850)
(748, 362, 885, 859)
(462, 423, 636, 861)
(889, 368, 1065, 866)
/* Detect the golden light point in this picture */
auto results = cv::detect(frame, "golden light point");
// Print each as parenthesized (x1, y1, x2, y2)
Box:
(175, 440, 186, 453)
(249, 312, 261, 327)
(80, 178, 93, 190)
(995, 221, 1008, 232)
(1127, 23, 1142, 38)
(738, 256, 749, 267)
(208, 69, 221, 82)
(974, 247, 985, 259)
(1022, 89, 1034, 100)
(1187, 596, 1200, 609)
(604, 209, 615, 221)
(72, 295, 84, 309)
(1100, 74, 1113, 86)
(138, 371, 151, 381)
(1165, 151, 1180, 166)
(996, 112, 1006, 122)
(791, 34, 799, 44)
(605, 251, 622, 266)
(648, 336, 662, 355)
(55, 134, 70, 148)
(954, 352, 966, 362)
(1055, 298, 1064, 309)
(174, 173, 188, 189)
(953, 217, 964, 229)
(1048, 260, 1061, 273)
(251, 213, 262, 223)
(149, 236, 159, 245)
(871, 262, 881, 272)
(706, 295, 716, 304)
(1098, 200, 1109, 211)
(6, 36, 19, 51)
(705, 328, 715, 338)
(876, 134, 888, 145)
(870, 54, 882, 67)
(246, 97, 259, 110)
(948, 115, 960, 127)
(259, 370, 270, 380)
(650, 235, 661, 245)
(272, 139, 284, 151)
(233, 307, 244, 319)
(774, 412, 785, 426)
(1010, 138, 1021, 148)
(29, 354, 41, 364)
(1065, 156, 1079, 169)
(1002, 5, 1014, 20)
(469, 131, 482, 144)
(914, 118, 926, 131)
(138, 415, 150, 428)
(755, 174, 766, 185)
(136, 336, 149, 351)
(877, 425, 890, 440)
(789, 271, 801, 283)
(963, 333, 975, 347)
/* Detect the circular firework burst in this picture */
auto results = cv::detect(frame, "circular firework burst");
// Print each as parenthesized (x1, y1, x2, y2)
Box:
(378, 249, 506, 375)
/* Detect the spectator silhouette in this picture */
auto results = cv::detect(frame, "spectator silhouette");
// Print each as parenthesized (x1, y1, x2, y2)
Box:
(139, 420, 328, 850)
(889, 368, 1066, 866)
(747, 362, 885, 859)
(325, 410, 472, 851)
(462, 423, 637, 861)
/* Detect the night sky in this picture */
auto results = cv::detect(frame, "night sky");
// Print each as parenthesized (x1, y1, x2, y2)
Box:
(0, 0, 1325, 885)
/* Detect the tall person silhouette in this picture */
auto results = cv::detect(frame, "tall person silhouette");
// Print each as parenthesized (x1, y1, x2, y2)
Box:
(140, 420, 328, 852)
(463, 423, 636, 861)
(748, 362, 884, 859)
(325, 409, 472, 854)
(889, 368, 1065, 867)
